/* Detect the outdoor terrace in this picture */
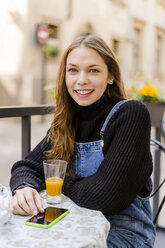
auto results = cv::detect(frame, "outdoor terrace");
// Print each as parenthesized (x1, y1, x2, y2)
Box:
(0, 104, 164, 247)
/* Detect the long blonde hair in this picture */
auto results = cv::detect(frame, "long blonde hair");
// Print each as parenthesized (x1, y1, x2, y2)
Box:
(46, 34, 126, 165)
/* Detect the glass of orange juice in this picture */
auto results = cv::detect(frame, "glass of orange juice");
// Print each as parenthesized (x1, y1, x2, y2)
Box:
(43, 160, 68, 204)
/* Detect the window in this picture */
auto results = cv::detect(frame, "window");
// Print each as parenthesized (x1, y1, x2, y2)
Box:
(113, 39, 120, 54)
(47, 25, 58, 39)
(133, 27, 142, 72)
(112, 39, 120, 62)
(155, 34, 163, 76)
(41, 15, 60, 40)
(42, 24, 60, 58)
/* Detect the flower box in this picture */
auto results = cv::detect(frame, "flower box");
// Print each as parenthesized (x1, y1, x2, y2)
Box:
(143, 102, 165, 126)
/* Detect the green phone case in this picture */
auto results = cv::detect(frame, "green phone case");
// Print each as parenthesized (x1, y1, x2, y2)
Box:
(25, 207, 70, 229)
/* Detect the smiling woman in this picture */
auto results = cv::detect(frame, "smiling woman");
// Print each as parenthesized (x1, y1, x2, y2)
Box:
(65, 46, 113, 106)
(10, 34, 156, 247)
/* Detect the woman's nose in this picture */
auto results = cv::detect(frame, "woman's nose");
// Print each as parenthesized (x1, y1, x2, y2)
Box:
(77, 72, 88, 85)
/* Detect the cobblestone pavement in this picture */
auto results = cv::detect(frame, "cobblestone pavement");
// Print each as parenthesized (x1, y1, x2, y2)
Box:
(0, 119, 164, 247)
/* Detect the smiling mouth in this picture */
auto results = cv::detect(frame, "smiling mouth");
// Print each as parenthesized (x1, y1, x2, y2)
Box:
(74, 89, 94, 96)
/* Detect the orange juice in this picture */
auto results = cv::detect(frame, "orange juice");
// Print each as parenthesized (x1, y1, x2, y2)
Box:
(46, 177, 63, 196)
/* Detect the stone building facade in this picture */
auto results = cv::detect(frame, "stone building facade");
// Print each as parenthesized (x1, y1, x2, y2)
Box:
(0, 0, 165, 106)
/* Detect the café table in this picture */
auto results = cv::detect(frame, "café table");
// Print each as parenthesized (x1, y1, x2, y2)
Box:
(0, 191, 110, 248)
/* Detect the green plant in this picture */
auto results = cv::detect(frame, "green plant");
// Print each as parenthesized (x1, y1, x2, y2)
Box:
(44, 46, 60, 59)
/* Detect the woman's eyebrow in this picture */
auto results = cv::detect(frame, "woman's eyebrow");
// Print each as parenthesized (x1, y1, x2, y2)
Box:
(88, 64, 101, 68)
(66, 63, 101, 67)
(67, 63, 77, 67)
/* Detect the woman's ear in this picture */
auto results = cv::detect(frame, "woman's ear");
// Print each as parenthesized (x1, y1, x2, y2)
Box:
(107, 73, 114, 85)
(107, 77, 114, 85)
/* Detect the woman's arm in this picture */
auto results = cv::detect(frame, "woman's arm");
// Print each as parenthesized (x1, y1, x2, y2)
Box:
(10, 134, 51, 215)
(62, 101, 153, 215)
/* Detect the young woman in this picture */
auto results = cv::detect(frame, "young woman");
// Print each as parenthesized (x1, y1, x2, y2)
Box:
(10, 34, 156, 247)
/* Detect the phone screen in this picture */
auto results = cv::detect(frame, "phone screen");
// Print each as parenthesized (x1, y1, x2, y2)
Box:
(27, 207, 69, 225)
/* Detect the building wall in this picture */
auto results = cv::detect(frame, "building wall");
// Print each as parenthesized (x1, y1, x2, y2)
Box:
(0, 0, 28, 105)
(0, 0, 165, 106)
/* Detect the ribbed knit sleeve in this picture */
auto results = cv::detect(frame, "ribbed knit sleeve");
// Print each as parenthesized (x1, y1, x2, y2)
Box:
(10, 136, 51, 194)
(62, 100, 153, 215)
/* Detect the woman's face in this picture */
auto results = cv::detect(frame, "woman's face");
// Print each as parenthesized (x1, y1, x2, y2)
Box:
(65, 46, 112, 106)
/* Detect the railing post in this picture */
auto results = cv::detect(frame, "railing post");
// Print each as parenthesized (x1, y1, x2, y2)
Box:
(22, 116, 31, 159)
(153, 126, 161, 225)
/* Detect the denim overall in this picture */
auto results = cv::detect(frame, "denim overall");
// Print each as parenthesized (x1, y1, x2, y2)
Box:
(71, 100, 156, 247)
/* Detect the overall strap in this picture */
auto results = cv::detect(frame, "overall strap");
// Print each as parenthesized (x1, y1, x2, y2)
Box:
(100, 99, 129, 147)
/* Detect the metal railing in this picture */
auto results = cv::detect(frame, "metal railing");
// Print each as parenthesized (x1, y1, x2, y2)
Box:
(0, 104, 164, 228)
(0, 105, 54, 158)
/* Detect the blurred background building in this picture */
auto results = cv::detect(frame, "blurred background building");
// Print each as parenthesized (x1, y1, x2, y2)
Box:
(0, 0, 165, 106)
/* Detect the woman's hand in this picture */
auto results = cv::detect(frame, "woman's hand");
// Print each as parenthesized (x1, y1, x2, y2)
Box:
(11, 187, 44, 216)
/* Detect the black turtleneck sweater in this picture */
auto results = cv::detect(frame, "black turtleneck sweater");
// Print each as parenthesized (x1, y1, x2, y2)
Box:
(10, 92, 153, 216)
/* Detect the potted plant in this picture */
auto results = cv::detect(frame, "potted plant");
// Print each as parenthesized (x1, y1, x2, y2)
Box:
(44, 46, 61, 60)
(126, 83, 165, 125)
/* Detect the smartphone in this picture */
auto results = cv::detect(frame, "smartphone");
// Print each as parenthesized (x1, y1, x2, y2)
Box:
(25, 206, 69, 229)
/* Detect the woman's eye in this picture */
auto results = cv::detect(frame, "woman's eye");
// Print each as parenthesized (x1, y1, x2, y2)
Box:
(90, 69, 99, 73)
(68, 68, 77, 72)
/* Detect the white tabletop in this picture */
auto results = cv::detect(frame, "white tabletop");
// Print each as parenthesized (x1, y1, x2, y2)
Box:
(0, 192, 110, 248)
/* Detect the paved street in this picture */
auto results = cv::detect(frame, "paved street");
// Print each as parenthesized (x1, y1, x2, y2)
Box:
(0, 118, 164, 247)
